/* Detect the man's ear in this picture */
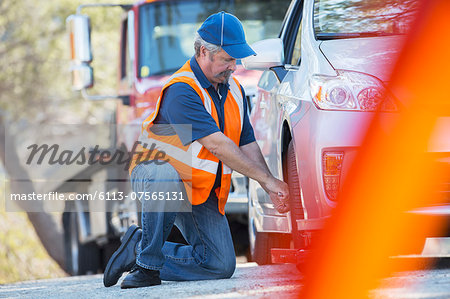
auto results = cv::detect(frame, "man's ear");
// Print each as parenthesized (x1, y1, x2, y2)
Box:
(200, 45, 208, 58)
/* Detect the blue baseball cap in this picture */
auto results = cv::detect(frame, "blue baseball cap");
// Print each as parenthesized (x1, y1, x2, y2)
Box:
(197, 11, 256, 59)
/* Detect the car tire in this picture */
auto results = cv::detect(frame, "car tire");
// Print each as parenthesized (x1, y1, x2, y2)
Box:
(63, 210, 101, 275)
(287, 140, 306, 249)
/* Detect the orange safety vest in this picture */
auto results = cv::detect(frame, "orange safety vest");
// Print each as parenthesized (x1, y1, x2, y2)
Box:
(129, 60, 245, 215)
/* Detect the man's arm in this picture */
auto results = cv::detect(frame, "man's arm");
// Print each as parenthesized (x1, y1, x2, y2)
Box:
(240, 141, 271, 175)
(198, 132, 290, 213)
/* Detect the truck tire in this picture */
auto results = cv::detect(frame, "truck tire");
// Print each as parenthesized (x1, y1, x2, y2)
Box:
(248, 191, 290, 265)
(252, 230, 290, 265)
(287, 140, 305, 249)
(63, 211, 101, 275)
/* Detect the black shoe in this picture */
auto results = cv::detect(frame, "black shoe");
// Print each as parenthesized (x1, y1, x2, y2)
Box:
(103, 224, 142, 287)
(120, 265, 161, 289)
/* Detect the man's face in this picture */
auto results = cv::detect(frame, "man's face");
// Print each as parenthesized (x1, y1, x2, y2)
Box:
(201, 48, 237, 86)
(209, 50, 236, 84)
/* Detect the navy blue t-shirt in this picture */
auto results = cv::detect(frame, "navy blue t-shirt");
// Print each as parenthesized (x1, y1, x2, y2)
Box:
(153, 56, 256, 199)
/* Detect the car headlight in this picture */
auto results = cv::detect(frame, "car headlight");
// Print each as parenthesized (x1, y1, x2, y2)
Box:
(310, 70, 398, 111)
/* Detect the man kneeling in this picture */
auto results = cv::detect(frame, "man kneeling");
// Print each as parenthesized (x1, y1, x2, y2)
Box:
(103, 11, 289, 289)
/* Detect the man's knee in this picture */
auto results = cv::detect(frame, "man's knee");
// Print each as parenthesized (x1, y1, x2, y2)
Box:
(132, 161, 179, 181)
(206, 253, 236, 279)
(144, 161, 179, 181)
(220, 257, 236, 279)
(153, 162, 179, 180)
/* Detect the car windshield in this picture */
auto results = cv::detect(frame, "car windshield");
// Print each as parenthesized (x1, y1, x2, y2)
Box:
(139, 0, 290, 77)
(314, 0, 419, 40)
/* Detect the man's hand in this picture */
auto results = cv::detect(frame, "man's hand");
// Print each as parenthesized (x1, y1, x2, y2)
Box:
(260, 177, 290, 213)
(198, 134, 290, 213)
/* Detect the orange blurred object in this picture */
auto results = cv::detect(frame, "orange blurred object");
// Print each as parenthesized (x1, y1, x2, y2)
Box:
(301, 0, 450, 298)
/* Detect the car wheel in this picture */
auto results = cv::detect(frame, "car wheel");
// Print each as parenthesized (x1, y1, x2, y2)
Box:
(287, 140, 306, 249)
(63, 209, 100, 275)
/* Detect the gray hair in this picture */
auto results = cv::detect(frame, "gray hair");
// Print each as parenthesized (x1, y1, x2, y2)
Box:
(194, 32, 221, 58)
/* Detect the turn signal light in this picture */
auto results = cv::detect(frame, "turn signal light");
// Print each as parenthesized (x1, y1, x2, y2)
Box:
(323, 152, 344, 201)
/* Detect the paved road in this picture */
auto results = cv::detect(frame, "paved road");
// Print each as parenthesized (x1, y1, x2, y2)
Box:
(0, 263, 449, 298)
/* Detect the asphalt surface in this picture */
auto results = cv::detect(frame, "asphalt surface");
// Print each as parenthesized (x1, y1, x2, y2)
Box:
(0, 263, 449, 298)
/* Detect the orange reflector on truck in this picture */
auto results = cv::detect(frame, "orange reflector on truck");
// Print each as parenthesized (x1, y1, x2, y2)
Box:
(70, 32, 75, 60)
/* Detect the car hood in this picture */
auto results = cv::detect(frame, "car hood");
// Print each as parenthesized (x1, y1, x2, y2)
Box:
(319, 36, 405, 81)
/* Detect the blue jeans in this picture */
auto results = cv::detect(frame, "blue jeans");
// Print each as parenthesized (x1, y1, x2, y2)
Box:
(130, 161, 236, 281)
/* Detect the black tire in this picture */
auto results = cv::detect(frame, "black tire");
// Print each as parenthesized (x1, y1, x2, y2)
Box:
(252, 230, 290, 265)
(248, 185, 290, 265)
(287, 140, 305, 249)
(63, 211, 101, 275)
(226, 213, 250, 257)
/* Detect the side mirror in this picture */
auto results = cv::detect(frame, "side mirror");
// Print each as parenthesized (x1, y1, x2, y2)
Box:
(66, 14, 94, 91)
(67, 14, 93, 63)
(242, 38, 284, 71)
(70, 64, 93, 91)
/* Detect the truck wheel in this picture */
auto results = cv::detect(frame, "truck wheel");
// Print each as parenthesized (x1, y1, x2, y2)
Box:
(248, 190, 290, 264)
(63, 211, 100, 275)
(251, 226, 270, 265)
(287, 140, 306, 249)
(109, 195, 140, 236)
(252, 231, 290, 265)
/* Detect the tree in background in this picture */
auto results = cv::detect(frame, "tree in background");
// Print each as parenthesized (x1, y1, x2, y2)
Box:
(0, 0, 123, 271)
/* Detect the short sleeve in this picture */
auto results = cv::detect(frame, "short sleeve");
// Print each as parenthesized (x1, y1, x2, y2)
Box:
(157, 82, 220, 146)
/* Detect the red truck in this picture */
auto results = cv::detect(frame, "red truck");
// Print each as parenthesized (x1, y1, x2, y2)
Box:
(64, 0, 291, 275)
